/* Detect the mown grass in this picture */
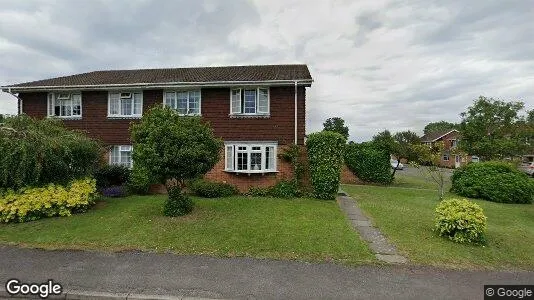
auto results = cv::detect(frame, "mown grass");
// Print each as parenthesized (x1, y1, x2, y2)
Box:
(342, 184, 534, 270)
(0, 195, 375, 265)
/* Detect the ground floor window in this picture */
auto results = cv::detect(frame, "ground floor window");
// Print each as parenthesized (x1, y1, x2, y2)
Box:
(224, 142, 277, 173)
(110, 145, 133, 168)
(443, 153, 450, 161)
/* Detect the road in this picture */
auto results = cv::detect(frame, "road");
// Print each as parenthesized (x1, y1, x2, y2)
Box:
(0, 246, 532, 299)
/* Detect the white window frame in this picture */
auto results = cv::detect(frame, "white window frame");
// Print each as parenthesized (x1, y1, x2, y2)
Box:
(224, 142, 277, 173)
(109, 145, 133, 169)
(47, 92, 82, 118)
(443, 153, 450, 161)
(162, 90, 202, 116)
(108, 91, 143, 118)
(229, 87, 270, 115)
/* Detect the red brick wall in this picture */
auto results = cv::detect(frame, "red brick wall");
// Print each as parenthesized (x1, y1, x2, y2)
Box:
(19, 86, 306, 145)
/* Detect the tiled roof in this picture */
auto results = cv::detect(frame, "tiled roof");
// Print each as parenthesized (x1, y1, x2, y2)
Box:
(4, 64, 312, 89)
(420, 129, 458, 142)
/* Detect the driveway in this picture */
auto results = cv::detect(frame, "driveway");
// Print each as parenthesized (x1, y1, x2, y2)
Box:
(0, 246, 532, 299)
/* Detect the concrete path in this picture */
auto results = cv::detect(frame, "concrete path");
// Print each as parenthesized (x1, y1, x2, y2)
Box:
(337, 191, 407, 264)
(0, 246, 532, 300)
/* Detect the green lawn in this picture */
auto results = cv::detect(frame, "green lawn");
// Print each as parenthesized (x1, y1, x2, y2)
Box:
(391, 167, 453, 190)
(342, 184, 534, 270)
(0, 195, 374, 265)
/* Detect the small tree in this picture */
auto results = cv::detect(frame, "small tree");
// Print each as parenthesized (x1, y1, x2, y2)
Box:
(131, 106, 222, 215)
(323, 117, 349, 140)
(411, 142, 450, 200)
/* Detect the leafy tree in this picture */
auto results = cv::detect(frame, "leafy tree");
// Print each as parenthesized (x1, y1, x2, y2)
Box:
(411, 142, 450, 200)
(423, 121, 459, 135)
(371, 130, 396, 154)
(390, 131, 421, 179)
(131, 106, 222, 189)
(131, 106, 222, 215)
(459, 96, 528, 160)
(322, 117, 349, 140)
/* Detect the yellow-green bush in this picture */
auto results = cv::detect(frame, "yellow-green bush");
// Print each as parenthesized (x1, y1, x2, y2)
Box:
(434, 198, 487, 244)
(0, 178, 97, 223)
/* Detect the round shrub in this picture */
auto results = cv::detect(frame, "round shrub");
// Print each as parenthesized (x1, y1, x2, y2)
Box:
(269, 180, 299, 198)
(451, 161, 534, 204)
(94, 165, 131, 189)
(434, 198, 487, 244)
(306, 131, 346, 200)
(163, 186, 194, 216)
(127, 166, 154, 195)
(344, 142, 392, 184)
(246, 186, 271, 197)
(190, 179, 239, 198)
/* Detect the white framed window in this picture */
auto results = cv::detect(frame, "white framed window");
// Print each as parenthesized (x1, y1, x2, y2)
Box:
(163, 90, 201, 115)
(450, 139, 458, 148)
(47, 92, 82, 118)
(108, 91, 143, 117)
(224, 142, 277, 173)
(443, 153, 450, 161)
(229, 87, 269, 115)
(110, 145, 133, 168)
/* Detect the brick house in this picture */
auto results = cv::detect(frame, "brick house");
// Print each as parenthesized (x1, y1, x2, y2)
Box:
(1, 64, 313, 191)
(420, 129, 474, 168)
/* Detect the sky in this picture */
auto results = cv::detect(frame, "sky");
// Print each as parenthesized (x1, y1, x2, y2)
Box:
(0, 0, 532, 141)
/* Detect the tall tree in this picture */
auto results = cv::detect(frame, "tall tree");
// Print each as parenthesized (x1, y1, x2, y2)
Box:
(459, 96, 528, 160)
(423, 121, 459, 135)
(322, 117, 349, 140)
(371, 130, 396, 154)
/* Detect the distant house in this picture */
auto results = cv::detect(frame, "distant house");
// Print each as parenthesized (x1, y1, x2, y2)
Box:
(420, 129, 473, 168)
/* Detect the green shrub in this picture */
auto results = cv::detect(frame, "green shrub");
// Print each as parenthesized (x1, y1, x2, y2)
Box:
(306, 131, 346, 199)
(0, 178, 97, 223)
(190, 179, 239, 198)
(269, 180, 299, 198)
(451, 161, 534, 204)
(163, 186, 194, 216)
(344, 142, 392, 184)
(0, 115, 101, 190)
(127, 166, 154, 195)
(434, 198, 487, 244)
(246, 186, 271, 197)
(94, 165, 131, 189)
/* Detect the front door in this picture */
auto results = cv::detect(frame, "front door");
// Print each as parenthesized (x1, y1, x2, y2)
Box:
(455, 155, 461, 168)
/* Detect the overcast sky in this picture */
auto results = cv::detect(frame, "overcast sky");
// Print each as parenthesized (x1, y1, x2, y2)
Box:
(0, 0, 532, 141)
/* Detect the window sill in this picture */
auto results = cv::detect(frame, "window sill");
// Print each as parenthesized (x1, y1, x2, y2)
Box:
(48, 116, 82, 120)
(229, 114, 270, 119)
(107, 115, 142, 119)
(224, 170, 278, 175)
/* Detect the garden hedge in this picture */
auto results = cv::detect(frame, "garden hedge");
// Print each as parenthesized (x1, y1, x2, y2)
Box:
(451, 161, 534, 204)
(306, 131, 346, 200)
(344, 142, 392, 184)
(0, 115, 101, 191)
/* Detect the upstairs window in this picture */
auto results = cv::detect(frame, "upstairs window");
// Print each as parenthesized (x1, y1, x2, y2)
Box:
(224, 143, 277, 173)
(108, 92, 143, 117)
(110, 145, 133, 168)
(230, 87, 269, 115)
(47, 92, 82, 118)
(164, 90, 201, 115)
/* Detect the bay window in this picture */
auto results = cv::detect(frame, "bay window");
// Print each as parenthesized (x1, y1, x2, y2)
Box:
(163, 90, 201, 115)
(110, 145, 133, 168)
(47, 92, 82, 118)
(108, 92, 143, 117)
(230, 87, 269, 115)
(224, 142, 277, 173)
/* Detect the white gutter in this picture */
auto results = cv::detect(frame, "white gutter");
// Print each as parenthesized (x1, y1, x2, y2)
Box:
(1, 79, 314, 93)
(294, 81, 298, 144)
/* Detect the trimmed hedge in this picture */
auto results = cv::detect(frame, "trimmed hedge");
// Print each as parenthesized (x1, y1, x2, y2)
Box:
(435, 198, 487, 244)
(306, 131, 346, 200)
(269, 180, 299, 198)
(0, 178, 97, 223)
(94, 165, 131, 189)
(451, 161, 534, 204)
(163, 186, 194, 216)
(190, 179, 239, 198)
(344, 142, 392, 184)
